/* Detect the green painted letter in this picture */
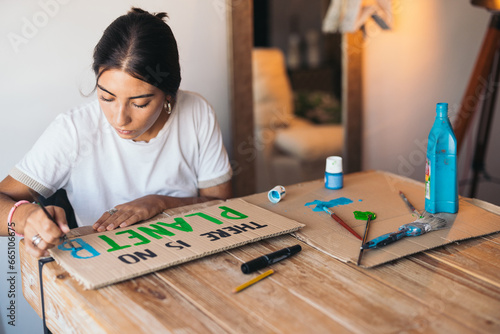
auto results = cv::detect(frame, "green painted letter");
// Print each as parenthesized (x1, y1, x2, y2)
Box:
(219, 206, 248, 220)
(157, 218, 193, 232)
(116, 230, 151, 246)
(98, 235, 132, 253)
(138, 224, 175, 239)
(185, 212, 224, 225)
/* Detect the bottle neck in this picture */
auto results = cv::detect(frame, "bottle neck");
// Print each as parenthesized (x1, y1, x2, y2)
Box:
(436, 103, 448, 118)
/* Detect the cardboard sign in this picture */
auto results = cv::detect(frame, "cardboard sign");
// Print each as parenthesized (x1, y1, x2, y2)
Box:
(244, 171, 500, 268)
(50, 199, 304, 289)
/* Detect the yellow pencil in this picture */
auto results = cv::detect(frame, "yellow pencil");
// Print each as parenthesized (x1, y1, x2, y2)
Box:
(232, 269, 275, 293)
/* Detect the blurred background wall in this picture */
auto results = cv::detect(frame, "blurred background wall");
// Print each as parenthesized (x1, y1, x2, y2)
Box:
(254, 0, 499, 204)
(362, 0, 499, 205)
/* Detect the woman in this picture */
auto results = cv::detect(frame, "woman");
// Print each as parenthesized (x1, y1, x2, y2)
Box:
(0, 8, 232, 257)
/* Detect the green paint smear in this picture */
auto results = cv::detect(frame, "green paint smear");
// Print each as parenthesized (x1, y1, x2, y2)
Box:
(353, 211, 376, 220)
(305, 197, 354, 212)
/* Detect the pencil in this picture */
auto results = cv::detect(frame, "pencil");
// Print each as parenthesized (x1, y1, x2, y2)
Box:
(233, 269, 274, 293)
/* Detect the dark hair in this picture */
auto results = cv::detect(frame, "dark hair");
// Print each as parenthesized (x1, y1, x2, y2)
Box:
(92, 7, 181, 98)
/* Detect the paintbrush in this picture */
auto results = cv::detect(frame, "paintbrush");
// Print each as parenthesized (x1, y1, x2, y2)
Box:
(29, 189, 77, 249)
(320, 206, 362, 240)
(362, 215, 447, 249)
(399, 191, 422, 218)
(356, 213, 374, 266)
(37, 201, 78, 249)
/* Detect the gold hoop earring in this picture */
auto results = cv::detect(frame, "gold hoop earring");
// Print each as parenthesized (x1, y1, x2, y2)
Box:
(164, 101, 172, 115)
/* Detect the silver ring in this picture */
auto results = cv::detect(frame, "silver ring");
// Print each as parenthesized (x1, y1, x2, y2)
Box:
(32, 234, 43, 248)
(107, 208, 118, 215)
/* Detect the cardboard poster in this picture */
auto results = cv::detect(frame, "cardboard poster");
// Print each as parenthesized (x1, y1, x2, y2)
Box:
(50, 199, 304, 289)
(244, 171, 500, 268)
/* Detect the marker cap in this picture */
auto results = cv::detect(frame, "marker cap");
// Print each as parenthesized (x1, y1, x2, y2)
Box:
(241, 244, 302, 274)
(241, 257, 269, 274)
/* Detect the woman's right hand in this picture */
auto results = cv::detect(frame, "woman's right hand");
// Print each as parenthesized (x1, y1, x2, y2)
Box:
(0, 177, 70, 257)
(22, 205, 70, 258)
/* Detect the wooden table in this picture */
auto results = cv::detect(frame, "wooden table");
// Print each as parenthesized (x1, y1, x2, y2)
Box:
(20, 172, 500, 333)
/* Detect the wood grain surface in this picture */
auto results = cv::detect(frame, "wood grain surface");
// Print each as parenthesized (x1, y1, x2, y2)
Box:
(21, 233, 500, 333)
(20, 172, 500, 333)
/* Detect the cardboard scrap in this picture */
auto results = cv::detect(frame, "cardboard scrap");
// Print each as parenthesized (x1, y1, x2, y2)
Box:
(50, 199, 304, 289)
(244, 171, 500, 268)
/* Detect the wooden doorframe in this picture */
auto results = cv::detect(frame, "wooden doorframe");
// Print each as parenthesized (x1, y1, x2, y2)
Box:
(227, 0, 363, 196)
(227, 0, 256, 197)
(342, 30, 363, 173)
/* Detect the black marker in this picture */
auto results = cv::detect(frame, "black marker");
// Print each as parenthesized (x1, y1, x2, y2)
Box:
(241, 244, 302, 274)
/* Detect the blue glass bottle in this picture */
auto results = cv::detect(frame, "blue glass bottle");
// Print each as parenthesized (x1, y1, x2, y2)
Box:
(425, 103, 458, 213)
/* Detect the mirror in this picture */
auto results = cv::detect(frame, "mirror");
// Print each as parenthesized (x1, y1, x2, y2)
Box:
(252, 0, 345, 192)
(227, 0, 362, 196)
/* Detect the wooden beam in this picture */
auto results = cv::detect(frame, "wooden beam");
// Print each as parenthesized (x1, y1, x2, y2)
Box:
(227, 0, 256, 196)
(342, 30, 363, 173)
(453, 13, 500, 153)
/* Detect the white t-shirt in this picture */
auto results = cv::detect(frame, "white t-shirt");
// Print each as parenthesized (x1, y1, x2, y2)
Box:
(10, 90, 232, 226)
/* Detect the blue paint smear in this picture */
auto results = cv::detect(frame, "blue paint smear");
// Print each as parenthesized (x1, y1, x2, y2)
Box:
(305, 197, 354, 212)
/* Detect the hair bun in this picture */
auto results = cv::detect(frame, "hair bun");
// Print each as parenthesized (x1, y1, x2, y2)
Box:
(155, 12, 168, 20)
(129, 7, 168, 21)
(129, 7, 147, 14)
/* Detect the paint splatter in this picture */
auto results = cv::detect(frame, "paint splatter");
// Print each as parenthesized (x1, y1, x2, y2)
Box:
(353, 211, 376, 220)
(305, 197, 354, 212)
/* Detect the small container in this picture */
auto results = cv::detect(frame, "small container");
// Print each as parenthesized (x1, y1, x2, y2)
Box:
(325, 156, 343, 189)
(268, 185, 286, 203)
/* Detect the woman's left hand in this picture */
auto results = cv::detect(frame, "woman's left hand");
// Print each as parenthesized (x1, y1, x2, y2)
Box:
(93, 195, 166, 232)
(92, 181, 232, 232)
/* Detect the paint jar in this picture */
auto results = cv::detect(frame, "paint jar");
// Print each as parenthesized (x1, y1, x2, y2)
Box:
(268, 185, 286, 203)
(325, 156, 343, 190)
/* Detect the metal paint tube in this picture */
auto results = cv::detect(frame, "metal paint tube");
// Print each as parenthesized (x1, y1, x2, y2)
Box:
(268, 185, 286, 203)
